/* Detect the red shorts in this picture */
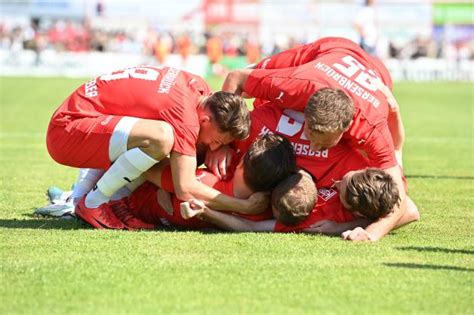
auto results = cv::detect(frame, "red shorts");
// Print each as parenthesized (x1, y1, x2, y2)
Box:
(128, 182, 213, 230)
(46, 104, 123, 169)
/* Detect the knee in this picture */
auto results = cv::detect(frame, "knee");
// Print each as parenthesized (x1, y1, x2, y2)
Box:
(145, 122, 174, 159)
(128, 119, 175, 160)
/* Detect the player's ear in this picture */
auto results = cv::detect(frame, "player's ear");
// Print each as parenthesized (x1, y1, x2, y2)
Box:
(199, 115, 210, 124)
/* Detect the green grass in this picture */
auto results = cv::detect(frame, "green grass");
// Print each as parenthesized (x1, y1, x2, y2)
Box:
(1, 77, 473, 314)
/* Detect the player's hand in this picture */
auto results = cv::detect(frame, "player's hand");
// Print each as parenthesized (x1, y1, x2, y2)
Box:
(341, 227, 374, 242)
(244, 192, 270, 214)
(180, 199, 206, 219)
(222, 69, 252, 95)
(303, 220, 342, 235)
(157, 188, 173, 215)
(205, 145, 235, 180)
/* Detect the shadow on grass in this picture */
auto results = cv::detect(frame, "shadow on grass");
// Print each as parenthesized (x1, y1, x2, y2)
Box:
(0, 218, 225, 234)
(405, 174, 474, 180)
(0, 218, 84, 230)
(397, 246, 474, 255)
(383, 262, 474, 272)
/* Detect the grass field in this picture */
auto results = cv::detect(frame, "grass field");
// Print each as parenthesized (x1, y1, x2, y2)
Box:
(1, 76, 473, 314)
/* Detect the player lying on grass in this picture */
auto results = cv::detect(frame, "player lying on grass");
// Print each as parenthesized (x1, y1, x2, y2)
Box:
(39, 132, 418, 236)
(86, 133, 298, 230)
(180, 167, 419, 238)
(79, 132, 416, 234)
(221, 37, 407, 241)
(45, 65, 269, 230)
(84, 128, 418, 236)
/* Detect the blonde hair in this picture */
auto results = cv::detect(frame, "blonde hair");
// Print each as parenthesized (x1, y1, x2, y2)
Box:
(304, 88, 354, 133)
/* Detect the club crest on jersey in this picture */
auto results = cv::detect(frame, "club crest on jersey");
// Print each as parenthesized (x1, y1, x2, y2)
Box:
(318, 188, 337, 201)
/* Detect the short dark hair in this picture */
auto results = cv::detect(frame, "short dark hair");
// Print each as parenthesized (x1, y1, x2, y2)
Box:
(206, 91, 250, 140)
(305, 88, 354, 133)
(271, 170, 317, 226)
(345, 168, 401, 219)
(243, 134, 297, 192)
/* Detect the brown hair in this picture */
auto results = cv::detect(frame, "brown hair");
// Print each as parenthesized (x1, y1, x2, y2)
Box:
(304, 88, 354, 133)
(271, 170, 317, 226)
(243, 134, 297, 192)
(205, 91, 250, 140)
(345, 168, 400, 219)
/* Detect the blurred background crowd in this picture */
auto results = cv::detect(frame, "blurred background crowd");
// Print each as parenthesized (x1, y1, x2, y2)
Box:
(1, 0, 473, 80)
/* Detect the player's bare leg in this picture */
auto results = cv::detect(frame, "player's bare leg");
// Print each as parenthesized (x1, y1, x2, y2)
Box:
(84, 118, 174, 207)
(77, 118, 174, 229)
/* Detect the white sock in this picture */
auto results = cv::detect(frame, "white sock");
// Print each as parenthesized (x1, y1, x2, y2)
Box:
(110, 186, 132, 201)
(125, 174, 146, 193)
(71, 168, 105, 205)
(110, 174, 146, 200)
(85, 148, 158, 208)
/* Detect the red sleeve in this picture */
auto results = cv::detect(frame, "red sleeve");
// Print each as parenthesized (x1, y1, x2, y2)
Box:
(234, 105, 276, 155)
(367, 54, 393, 90)
(244, 68, 326, 111)
(171, 124, 198, 156)
(347, 114, 397, 169)
(255, 41, 323, 69)
(160, 165, 175, 193)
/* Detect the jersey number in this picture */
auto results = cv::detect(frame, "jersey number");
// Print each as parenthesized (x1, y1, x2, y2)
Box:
(276, 109, 308, 140)
(333, 55, 378, 91)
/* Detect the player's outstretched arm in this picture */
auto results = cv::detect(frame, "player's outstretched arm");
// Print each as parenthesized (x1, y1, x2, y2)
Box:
(170, 152, 268, 214)
(344, 165, 407, 242)
(181, 199, 276, 232)
(223, 67, 318, 111)
(303, 219, 371, 236)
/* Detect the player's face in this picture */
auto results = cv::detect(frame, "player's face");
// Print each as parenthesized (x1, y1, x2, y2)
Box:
(232, 160, 253, 198)
(303, 124, 344, 152)
(198, 118, 234, 151)
(333, 169, 365, 216)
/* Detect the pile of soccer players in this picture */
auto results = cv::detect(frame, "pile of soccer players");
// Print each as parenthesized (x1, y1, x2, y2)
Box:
(43, 37, 419, 242)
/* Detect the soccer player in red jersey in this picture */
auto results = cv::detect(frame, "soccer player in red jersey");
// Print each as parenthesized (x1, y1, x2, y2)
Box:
(183, 102, 418, 237)
(103, 134, 297, 230)
(46, 66, 261, 229)
(221, 37, 408, 241)
(181, 167, 419, 237)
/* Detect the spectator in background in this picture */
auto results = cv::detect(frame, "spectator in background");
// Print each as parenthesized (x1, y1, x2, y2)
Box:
(154, 34, 172, 64)
(354, 0, 377, 55)
(245, 36, 260, 65)
(206, 34, 223, 65)
(176, 33, 192, 63)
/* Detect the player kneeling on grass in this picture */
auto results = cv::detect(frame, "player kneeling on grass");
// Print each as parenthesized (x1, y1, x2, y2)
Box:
(45, 66, 274, 230)
(181, 168, 419, 239)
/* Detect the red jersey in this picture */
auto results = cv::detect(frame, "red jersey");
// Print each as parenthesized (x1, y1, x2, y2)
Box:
(238, 103, 370, 187)
(52, 66, 211, 156)
(127, 164, 273, 229)
(274, 187, 355, 233)
(244, 37, 397, 169)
